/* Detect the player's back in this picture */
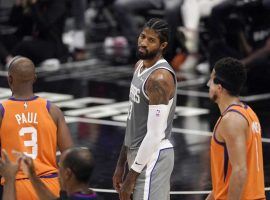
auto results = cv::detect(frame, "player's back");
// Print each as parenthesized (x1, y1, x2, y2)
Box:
(0, 96, 58, 179)
(211, 104, 265, 199)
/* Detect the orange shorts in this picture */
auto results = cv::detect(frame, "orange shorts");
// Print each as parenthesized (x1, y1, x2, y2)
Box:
(15, 176, 60, 200)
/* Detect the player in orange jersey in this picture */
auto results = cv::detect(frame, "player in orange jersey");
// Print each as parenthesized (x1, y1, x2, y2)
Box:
(0, 56, 73, 200)
(206, 57, 265, 200)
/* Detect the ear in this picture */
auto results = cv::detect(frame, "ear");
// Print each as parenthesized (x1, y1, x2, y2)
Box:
(33, 74, 37, 83)
(64, 168, 73, 180)
(217, 84, 223, 93)
(7, 75, 13, 85)
(160, 42, 168, 51)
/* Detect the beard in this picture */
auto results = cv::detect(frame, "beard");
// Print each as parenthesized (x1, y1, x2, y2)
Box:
(209, 93, 218, 103)
(136, 47, 160, 60)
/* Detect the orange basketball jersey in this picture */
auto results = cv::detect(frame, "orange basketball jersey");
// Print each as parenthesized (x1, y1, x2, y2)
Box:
(0, 96, 58, 180)
(211, 104, 265, 200)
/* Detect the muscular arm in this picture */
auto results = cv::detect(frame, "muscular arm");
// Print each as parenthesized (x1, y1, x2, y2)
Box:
(241, 38, 270, 69)
(146, 69, 175, 104)
(49, 104, 73, 152)
(130, 69, 175, 173)
(116, 145, 127, 168)
(219, 113, 248, 200)
(113, 145, 128, 192)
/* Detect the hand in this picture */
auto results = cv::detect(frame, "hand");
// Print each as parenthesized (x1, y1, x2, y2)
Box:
(113, 166, 125, 193)
(119, 170, 139, 200)
(12, 151, 36, 178)
(21, 156, 36, 178)
(0, 149, 20, 181)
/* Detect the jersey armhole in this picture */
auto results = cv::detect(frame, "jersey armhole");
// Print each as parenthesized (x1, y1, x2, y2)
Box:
(0, 103, 5, 118)
(226, 109, 250, 126)
(46, 100, 51, 112)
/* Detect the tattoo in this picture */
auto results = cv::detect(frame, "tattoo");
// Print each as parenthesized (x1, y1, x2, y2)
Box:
(146, 78, 168, 104)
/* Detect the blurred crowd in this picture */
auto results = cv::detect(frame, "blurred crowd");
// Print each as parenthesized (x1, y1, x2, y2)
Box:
(0, 0, 270, 93)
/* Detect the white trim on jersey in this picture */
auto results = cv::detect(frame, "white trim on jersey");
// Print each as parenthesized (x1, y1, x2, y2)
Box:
(134, 60, 144, 75)
(137, 59, 166, 77)
(142, 66, 176, 101)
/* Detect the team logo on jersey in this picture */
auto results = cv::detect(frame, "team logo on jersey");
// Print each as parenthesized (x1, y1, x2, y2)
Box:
(252, 121, 261, 134)
(156, 109, 160, 117)
(129, 84, 140, 103)
(24, 102, 28, 109)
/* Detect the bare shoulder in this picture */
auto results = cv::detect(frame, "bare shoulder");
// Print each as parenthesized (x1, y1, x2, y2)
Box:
(49, 103, 62, 115)
(48, 103, 64, 124)
(145, 68, 175, 105)
(219, 112, 248, 139)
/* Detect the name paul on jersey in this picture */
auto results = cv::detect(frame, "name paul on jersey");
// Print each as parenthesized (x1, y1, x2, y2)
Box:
(15, 112, 38, 125)
(129, 84, 140, 103)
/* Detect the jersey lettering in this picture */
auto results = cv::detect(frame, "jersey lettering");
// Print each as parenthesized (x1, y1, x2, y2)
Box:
(15, 112, 38, 125)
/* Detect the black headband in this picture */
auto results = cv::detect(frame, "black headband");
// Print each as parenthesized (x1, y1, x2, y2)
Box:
(213, 75, 235, 92)
(7, 56, 23, 70)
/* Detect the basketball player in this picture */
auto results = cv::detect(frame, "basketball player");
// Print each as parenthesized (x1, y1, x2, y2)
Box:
(0, 147, 97, 200)
(0, 56, 73, 200)
(113, 18, 177, 200)
(206, 57, 265, 200)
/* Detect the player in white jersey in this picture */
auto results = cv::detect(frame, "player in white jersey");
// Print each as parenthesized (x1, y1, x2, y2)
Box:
(113, 18, 177, 200)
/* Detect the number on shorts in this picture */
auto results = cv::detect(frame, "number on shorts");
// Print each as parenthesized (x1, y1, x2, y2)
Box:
(19, 127, 38, 159)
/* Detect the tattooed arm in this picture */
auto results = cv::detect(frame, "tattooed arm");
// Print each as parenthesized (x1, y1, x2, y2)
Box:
(145, 68, 175, 104)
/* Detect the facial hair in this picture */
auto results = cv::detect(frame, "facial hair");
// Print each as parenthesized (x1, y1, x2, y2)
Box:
(136, 47, 160, 60)
(210, 93, 218, 103)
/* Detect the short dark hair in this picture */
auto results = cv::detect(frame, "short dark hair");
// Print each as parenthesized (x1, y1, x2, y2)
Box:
(63, 147, 95, 183)
(143, 18, 169, 44)
(214, 57, 247, 96)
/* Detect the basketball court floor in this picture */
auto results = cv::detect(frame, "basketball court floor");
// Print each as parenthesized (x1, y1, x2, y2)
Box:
(0, 57, 269, 200)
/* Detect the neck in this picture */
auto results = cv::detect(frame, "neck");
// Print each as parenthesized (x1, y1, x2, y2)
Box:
(12, 85, 34, 99)
(66, 182, 92, 196)
(142, 54, 163, 68)
(217, 95, 241, 114)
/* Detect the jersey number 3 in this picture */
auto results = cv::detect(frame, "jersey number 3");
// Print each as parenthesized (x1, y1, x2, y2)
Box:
(19, 127, 38, 159)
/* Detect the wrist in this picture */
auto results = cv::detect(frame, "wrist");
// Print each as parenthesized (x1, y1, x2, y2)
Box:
(28, 171, 38, 179)
(127, 169, 139, 181)
(4, 176, 16, 183)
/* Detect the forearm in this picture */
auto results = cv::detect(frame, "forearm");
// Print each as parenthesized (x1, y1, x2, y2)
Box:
(241, 47, 269, 68)
(3, 178, 16, 200)
(131, 131, 161, 172)
(29, 174, 57, 200)
(131, 105, 168, 173)
(117, 144, 127, 168)
(228, 169, 247, 200)
(205, 191, 214, 200)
